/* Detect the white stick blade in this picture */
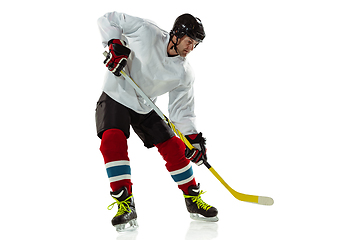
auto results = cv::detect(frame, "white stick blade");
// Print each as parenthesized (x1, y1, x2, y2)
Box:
(258, 196, 274, 205)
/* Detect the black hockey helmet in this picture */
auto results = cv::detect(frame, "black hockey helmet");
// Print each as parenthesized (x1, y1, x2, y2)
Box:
(170, 13, 206, 44)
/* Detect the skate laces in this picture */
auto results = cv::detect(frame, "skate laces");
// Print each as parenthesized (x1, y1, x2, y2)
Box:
(107, 195, 133, 217)
(184, 190, 212, 211)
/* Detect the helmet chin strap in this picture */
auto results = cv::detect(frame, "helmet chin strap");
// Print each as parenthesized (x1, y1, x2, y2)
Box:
(169, 34, 180, 55)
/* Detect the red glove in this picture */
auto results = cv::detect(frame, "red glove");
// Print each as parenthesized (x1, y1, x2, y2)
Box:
(185, 132, 207, 166)
(104, 39, 131, 76)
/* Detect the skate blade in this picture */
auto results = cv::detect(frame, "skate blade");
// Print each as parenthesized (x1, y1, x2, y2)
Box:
(190, 213, 219, 222)
(115, 219, 139, 233)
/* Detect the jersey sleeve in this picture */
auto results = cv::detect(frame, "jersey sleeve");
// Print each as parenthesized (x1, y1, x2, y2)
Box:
(97, 12, 145, 47)
(168, 82, 198, 136)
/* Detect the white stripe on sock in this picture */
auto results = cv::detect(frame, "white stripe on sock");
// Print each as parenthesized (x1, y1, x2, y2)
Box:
(176, 175, 195, 185)
(108, 174, 131, 183)
(105, 160, 130, 169)
(170, 162, 192, 176)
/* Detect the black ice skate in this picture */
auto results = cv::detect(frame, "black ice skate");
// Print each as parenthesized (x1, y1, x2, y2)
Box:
(107, 186, 138, 232)
(184, 184, 219, 222)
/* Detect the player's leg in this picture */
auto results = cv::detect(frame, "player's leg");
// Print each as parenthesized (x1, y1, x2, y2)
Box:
(134, 111, 218, 221)
(96, 92, 138, 231)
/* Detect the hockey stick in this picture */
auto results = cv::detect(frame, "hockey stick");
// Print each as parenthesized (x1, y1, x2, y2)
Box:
(103, 51, 274, 206)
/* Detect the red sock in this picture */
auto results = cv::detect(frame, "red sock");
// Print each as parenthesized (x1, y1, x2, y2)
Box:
(156, 136, 197, 194)
(100, 129, 133, 194)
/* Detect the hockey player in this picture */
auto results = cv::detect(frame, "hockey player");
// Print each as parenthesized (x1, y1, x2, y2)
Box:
(96, 12, 218, 232)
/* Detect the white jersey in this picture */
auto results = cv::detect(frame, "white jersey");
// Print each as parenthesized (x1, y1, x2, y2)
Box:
(97, 12, 197, 135)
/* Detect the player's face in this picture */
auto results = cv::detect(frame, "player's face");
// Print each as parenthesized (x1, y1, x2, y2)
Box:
(177, 36, 199, 57)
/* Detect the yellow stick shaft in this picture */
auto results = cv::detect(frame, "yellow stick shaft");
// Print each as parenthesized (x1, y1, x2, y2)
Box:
(207, 166, 259, 203)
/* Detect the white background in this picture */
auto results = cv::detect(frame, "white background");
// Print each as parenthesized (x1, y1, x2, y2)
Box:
(1, 0, 359, 239)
